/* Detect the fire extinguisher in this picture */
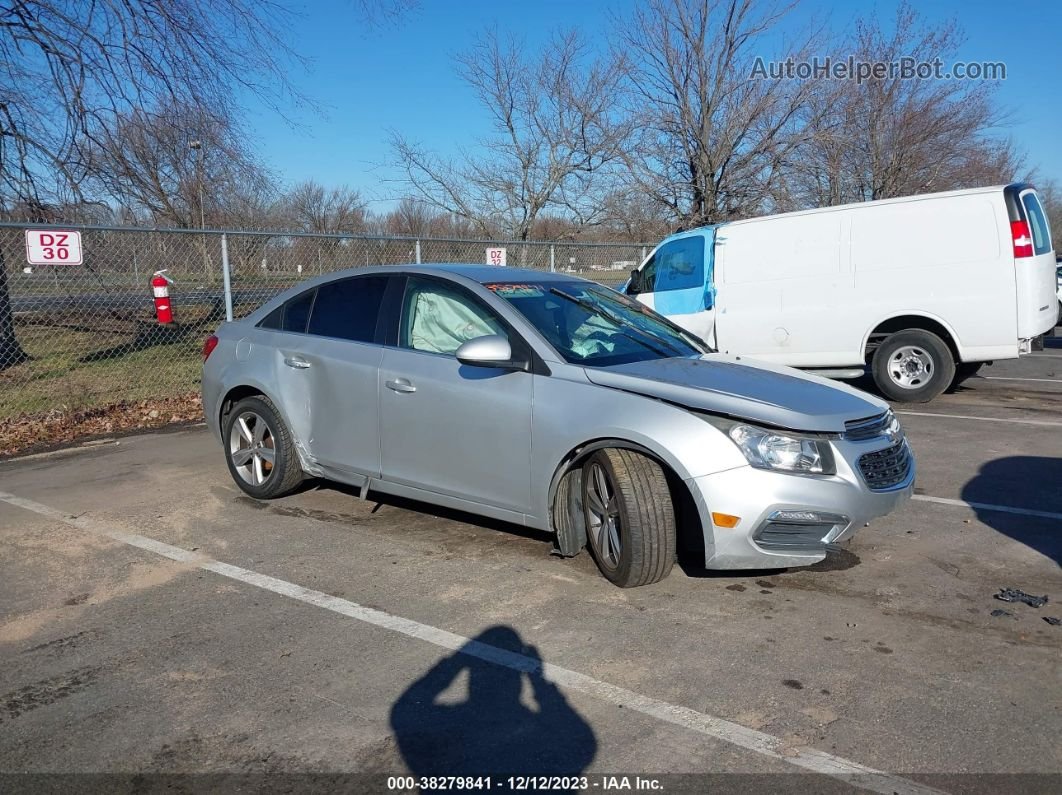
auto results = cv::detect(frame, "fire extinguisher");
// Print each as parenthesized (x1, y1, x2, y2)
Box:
(152, 270, 174, 325)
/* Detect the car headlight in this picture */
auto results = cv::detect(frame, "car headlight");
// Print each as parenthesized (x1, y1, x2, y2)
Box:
(701, 416, 836, 475)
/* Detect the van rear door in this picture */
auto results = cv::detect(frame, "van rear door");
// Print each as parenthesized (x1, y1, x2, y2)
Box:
(1007, 185, 1056, 339)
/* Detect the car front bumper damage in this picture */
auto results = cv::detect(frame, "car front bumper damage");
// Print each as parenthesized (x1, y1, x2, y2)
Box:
(685, 441, 914, 569)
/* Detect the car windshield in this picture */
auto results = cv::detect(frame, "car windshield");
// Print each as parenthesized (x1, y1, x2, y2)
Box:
(485, 280, 708, 367)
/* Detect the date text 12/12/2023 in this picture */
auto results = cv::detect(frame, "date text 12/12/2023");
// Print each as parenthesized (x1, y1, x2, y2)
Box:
(386, 776, 664, 791)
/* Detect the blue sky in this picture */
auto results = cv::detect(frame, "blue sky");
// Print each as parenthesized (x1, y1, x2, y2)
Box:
(243, 0, 1061, 209)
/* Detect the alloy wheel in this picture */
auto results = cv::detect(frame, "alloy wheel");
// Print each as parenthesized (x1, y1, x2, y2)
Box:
(585, 462, 622, 572)
(228, 410, 276, 486)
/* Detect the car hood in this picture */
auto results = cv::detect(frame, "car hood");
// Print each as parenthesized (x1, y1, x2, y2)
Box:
(583, 354, 888, 433)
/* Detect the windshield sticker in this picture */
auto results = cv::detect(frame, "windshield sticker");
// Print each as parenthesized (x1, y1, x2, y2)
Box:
(485, 284, 545, 298)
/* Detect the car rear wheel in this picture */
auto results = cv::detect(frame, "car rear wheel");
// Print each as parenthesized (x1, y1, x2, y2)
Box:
(581, 449, 676, 587)
(224, 395, 303, 499)
(871, 330, 955, 403)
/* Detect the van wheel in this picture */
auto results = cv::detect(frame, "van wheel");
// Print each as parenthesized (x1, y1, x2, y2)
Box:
(581, 449, 676, 587)
(872, 330, 955, 403)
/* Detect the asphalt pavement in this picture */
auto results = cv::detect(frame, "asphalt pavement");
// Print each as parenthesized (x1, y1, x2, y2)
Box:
(1, 349, 1060, 794)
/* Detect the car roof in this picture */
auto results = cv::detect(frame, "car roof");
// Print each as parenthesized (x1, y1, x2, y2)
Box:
(411, 263, 579, 284)
(243, 263, 588, 324)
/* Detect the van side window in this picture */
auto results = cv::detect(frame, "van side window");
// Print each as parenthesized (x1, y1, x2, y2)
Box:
(1022, 193, 1053, 256)
(641, 237, 704, 293)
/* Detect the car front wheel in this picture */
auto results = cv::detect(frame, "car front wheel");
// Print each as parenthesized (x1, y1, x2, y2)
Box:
(581, 449, 676, 587)
(224, 395, 303, 499)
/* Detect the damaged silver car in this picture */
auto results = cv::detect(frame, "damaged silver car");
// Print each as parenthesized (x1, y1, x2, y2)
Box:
(202, 265, 914, 587)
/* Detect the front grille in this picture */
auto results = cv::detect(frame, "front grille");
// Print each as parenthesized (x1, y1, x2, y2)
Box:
(858, 442, 912, 490)
(844, 411, 892, 441)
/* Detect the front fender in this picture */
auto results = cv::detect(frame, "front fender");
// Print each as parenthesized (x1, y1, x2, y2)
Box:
(529, 374, 747, 530)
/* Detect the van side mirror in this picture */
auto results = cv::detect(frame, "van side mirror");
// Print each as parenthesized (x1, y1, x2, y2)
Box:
(627, 269, 643, 296)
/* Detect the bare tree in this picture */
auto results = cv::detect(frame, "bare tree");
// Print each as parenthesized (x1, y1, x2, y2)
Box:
(785, 2, 1018, 206)
(616, 0, 824, 227)
(88, 102, 277, 230)
(392, 28, 630, 241)
(284, 180, 368, 234)
(0, 0, 301, 369)
(383, 196, 438, 238)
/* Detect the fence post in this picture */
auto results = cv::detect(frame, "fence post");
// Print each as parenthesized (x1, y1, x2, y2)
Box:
(221, 233, 234, 322)
(550, 244, 555, 272)
(415, 239, 422, 264)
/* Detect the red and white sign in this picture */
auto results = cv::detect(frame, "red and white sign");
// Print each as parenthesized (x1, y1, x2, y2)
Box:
(25, 230, 83, 265)
(486, 246, 507, 267)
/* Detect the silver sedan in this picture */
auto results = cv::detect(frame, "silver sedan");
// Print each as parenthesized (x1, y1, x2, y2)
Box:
(202, 265, 914, 587)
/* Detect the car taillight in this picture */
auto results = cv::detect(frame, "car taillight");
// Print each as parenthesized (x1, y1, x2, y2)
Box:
(1011, 220, 1034, 258)
(202, 334, 219, 360)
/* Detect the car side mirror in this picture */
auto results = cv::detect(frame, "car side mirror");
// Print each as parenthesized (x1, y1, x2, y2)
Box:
(455, 334, 520, 369)
(627, 269, 643, 295)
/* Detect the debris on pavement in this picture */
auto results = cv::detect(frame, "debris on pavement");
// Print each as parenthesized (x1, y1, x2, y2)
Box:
(993, 588, 1049, 608)
(990, 609, 1016, 619)
(1043, 617, 1061, 627)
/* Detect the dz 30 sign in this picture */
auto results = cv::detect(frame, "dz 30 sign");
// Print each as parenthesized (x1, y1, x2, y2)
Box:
(25, 230, 84, 265)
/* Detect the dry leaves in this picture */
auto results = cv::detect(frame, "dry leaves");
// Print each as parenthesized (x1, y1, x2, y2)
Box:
(0, 393, 204, 459)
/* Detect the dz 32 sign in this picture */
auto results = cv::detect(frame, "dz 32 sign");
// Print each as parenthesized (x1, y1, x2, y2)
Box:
(25, 230, 84, 265)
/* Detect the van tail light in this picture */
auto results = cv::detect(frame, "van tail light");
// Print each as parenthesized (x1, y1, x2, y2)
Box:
(202, 334, 219, 360)
(1011, 220, 1034, 258)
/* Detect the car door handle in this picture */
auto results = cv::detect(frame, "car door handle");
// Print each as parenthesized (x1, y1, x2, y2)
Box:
(385, 378, 416, 394)
(283, 356, 311, 370)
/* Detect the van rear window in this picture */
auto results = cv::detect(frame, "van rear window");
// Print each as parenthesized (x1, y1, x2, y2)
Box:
(1021, 192, 1053, 256)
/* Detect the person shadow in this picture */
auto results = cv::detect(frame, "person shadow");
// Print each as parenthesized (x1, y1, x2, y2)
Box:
(390, 626, 597, 790)
(961, 456, 1062, 566)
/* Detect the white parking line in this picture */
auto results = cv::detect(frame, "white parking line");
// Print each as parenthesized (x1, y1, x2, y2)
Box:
(896, 410, 1062, 427)
(0, 489, 942, 795)
(982, 376, 1062, 384)
(912, 495, 1062, 522)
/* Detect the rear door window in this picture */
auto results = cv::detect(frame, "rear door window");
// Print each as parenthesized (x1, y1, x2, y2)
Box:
(281, 289, 315, 333)
(1021, 191, 1053, 256)
(307, 275, 389, 343)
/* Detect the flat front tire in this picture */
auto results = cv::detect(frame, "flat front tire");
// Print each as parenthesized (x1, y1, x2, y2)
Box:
(581, 449, 676, 588)
(872, 329, 955, 403)
(224, 395, 303, 499)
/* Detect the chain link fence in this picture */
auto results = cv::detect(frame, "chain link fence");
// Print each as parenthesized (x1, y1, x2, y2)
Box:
(0, 223, 649, 419)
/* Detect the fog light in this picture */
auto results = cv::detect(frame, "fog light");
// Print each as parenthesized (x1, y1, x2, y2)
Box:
(770, 510, 847, 525)
(711, 512, 741, 528)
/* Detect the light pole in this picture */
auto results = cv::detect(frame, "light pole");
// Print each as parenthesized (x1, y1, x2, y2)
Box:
(189, 139, 205, 230)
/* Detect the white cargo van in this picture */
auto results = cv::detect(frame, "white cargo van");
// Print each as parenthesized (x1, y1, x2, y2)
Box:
(625, 183, 1057, 402)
